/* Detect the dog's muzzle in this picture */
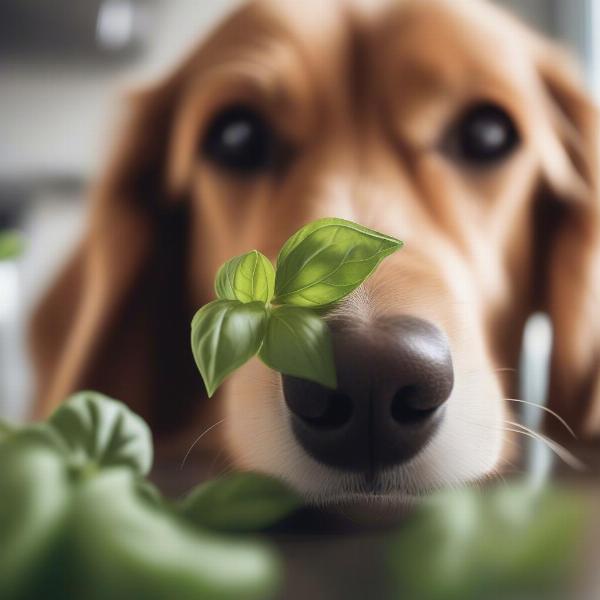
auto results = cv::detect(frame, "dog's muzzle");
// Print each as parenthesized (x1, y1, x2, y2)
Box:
(282, 315, 454, 473)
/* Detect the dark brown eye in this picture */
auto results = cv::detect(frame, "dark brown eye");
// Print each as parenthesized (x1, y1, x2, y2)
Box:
(449, 102, 520, 165)
(201, 105, 277, 173)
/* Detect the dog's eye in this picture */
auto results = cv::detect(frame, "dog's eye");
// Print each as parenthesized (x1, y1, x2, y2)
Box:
(202, 105, 277, 173)
(450, 103, 520, 165)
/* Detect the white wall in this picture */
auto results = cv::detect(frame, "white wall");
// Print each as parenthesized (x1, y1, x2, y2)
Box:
(0, 0, 242, 419)
(0, 0, 242, 182)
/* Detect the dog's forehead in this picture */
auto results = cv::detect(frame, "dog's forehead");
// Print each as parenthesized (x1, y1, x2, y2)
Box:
(195, 0, 535, 98)
(239, 0, 527, 61)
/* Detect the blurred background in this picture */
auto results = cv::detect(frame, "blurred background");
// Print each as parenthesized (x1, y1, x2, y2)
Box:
(0, 0, 598, 418)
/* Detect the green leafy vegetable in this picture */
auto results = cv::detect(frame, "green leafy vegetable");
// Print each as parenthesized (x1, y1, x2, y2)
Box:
(0, 230, 24, 261)
(64, 469, 280, 600)
(259, 305, 336, 388)
(191, 300, 268, 397)
(274, 218, 402, 307)
(0, 393, 299, 600)
(215, 250, 275, 304)
(180, 472, 302, 533)
(49, 391, 153, 476)
(0, 433, 70, 599)
(191, 218, 403, 395)
(387, 485, 586, 600)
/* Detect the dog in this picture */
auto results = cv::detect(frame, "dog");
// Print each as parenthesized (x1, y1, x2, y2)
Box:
(30, 0, 600, 504)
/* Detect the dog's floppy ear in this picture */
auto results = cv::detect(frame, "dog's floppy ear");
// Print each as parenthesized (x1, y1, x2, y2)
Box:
(29, 70, 204, 433)
(534, 45, 600, 437)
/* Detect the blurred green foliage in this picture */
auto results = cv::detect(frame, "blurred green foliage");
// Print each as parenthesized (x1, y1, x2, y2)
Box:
(387, 484, 587, 600)
(0, 392, 301, 600)
(0, 230, 24, 260)
(181, 471, 303, 533)
(0, 392, 589, 600)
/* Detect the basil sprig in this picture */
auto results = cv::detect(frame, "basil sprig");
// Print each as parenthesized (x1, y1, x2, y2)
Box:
(191, 218, 403, 396)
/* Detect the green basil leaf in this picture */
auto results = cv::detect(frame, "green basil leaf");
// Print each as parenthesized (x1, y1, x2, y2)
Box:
(2, 422, 70, 455)
(0, 230, 24, 261)
(191, 300, 267, 397)
(274, 217, 402, 307)
(180, 472, 302, 532)
(49, 391, 153, 477)
(259, 305, 336, 388)
(65, 469, 281, 600)
(0, 433, 70, 599)
(215, 250, 275, 304)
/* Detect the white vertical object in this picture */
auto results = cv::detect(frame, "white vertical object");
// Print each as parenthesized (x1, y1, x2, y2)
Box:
(519, 313, 554, 488)
(589, 0, 600, 99)
(554, 0, 598, 96)
(0, 260, 28, 421)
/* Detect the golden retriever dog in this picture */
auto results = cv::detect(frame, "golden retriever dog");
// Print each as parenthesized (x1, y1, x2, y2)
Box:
(30, 0, 600, 503)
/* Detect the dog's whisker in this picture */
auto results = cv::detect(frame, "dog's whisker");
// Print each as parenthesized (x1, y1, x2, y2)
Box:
(215, 461, 239, 479)
(451, 413, 581, 473)
(180, 418, 227, 470)
(493, 455, 526, 478)
(503, 426, 576, 469)
(505, 398, 576, 438)
(504, 420, 585, 471)
(487, 464, 511, 488)
(207, 447, 231, 477)
(461, 366, 516, 378)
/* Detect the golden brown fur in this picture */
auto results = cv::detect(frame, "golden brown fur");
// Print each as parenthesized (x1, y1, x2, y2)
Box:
(30, 0, 600, 497)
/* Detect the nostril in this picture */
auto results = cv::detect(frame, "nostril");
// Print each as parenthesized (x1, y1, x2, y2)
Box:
(282, 375, 354, 431)
(391, 385, 439, 424)
(302, 392, 353, 430)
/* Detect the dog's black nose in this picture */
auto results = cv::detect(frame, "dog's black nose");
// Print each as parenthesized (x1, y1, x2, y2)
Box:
(282, 316, 454, 472)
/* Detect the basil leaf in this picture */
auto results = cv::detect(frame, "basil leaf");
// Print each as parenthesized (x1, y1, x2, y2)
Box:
(0, 230, 24, 261)
(0, 434, 70, 599)
(2, 422, 70, 455)
(259, 305, 336, 388)
(191, 300, 267, 397)
(49, 391, 153, 477)
(274, 218, 402, 307)
(66, 469, 280, 600)
(215, 250, 275, 304)
(180, 472, 302, 532)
